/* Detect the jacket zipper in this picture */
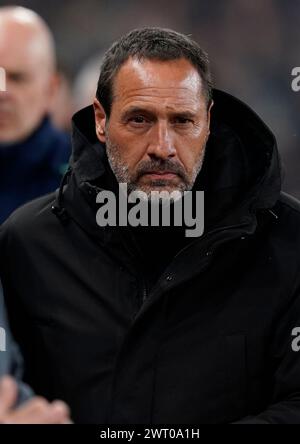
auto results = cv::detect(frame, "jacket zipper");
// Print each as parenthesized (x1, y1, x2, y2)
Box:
(142, 284, 148, 304)
(91, 181, 257, 313)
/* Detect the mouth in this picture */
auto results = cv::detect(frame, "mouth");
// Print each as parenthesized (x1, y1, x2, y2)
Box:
(142, 171, 179, 180)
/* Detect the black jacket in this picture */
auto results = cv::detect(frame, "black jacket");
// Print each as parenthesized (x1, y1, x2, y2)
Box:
(1, 90, 300, 424)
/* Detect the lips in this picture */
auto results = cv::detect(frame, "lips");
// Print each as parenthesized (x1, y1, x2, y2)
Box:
(143, 171, 178, 180)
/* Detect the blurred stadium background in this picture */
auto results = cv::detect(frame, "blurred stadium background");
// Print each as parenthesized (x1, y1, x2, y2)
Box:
(1, 0, 299, 197)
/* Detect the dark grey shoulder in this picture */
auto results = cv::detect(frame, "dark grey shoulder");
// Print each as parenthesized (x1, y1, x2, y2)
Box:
(279, 192, 300, 214)
(1, 191, 57, 232)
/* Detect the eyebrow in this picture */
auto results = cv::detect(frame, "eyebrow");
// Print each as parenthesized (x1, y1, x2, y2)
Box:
(121, 106, 197, 120)
(121, 107, 151, 118)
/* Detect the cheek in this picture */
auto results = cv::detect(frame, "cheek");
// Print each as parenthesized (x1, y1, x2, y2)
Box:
(24, 79, 50, 107)
(109, 126, 149, 166)
(176, 132, 207, 171)
(124, 144, 148, 172)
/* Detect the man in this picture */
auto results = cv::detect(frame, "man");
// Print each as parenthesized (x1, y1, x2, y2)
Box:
(1, 27, 300, 424)
(0, 283, 70, 423)
(0, 6, 71, 223)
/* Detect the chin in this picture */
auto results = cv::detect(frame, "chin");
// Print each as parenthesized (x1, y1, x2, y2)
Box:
(136, 183, 187, 200)
(0, 133, 16, 144)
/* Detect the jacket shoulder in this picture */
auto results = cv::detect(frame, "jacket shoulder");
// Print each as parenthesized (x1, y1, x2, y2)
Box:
(278, 192, 300, 214)
(0, 192, 57, 235)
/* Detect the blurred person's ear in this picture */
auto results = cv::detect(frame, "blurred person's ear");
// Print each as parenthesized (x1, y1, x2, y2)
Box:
(48, 72, 62, 112)
(50, 71, 73, 131)
(93, 98, 107, 144)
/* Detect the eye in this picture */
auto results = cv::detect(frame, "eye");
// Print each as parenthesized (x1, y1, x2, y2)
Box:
(173, 116, 193, 125)
(127, 115, 151, 128)
(8, 72, 28, 84)
(130, 115, 146, 124)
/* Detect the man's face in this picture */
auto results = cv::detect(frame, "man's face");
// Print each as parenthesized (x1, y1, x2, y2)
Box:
(94, 57, 212, 196)
(0, 21, 56, 143)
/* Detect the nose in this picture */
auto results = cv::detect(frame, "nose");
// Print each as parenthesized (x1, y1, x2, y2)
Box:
(147, 120, 176, 160)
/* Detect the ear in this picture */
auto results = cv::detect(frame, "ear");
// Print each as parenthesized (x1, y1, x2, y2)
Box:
(46, 73, 61, 112)
(93, 98, 107, 143)
(49, 72, 60, 96)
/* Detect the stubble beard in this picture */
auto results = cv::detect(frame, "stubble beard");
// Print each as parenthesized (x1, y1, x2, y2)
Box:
(105, 133, 207, 200)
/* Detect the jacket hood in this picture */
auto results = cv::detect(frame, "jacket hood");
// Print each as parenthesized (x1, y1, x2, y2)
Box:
(57, 89, 282, 232)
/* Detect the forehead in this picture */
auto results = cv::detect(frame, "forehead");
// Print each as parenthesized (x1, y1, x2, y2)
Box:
(112, 57, 204, 110)
(0, 21, 44, 72)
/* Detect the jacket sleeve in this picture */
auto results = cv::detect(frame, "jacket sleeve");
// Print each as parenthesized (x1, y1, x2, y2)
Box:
(233, 282, 300, 424)
(0, 280, 33, 406)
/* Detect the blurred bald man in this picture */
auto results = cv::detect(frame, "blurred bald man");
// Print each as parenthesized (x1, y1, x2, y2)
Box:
(0, 6, 71, 223)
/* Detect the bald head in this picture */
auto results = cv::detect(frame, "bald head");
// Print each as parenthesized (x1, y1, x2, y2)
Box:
(0, 6, 58, 143)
